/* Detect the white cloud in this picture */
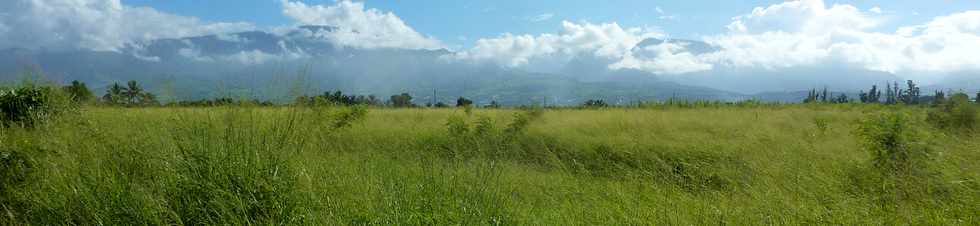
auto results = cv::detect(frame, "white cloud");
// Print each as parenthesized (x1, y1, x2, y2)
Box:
(611, 42, 713, 74)
(451, 0, 980, 78)
(725, 0, 877, 34)
(702, 1, 980, 74)
(529, 13, 555, 22)
(280, 0, 443, 50)
(869, 7, 883, 14)
(0, 0, 254, 51)
(448, 21, 663, 67)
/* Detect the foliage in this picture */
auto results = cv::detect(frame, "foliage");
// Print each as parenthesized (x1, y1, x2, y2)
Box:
(1, 104, 978, 224)
(853, 112, 945, 203)
(173, 97, 275, 107)
(102, 81, 158, 106)
(61, 80, 94, 103)
(856, 112, 930, 175)
(804, 87, 850, 103)
(581, 99, 608, 108)
(389, 93, 415, 108)
(859, 85, 881, 103)
(0, 85, 68, 127)
(926, 92, 977, 131)
(296, 90, 381, 106)
(455, 97, 473, 107)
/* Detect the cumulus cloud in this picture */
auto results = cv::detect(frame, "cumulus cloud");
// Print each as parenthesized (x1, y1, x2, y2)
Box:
(280, 0, 443, 50)
(702, 0, 980, 74)
(617, 0, 980, 76)
(451, 0, 980, 78)
(0, 0, 254, 51)
(448, 21, 663, 67)
(610, 42, 712, 74)
(869, 7, 883, 14)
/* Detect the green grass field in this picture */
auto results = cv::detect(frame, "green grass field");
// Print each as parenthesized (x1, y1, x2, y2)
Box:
(1, 105, 978, 225)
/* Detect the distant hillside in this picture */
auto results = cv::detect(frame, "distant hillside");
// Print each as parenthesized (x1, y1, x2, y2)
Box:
(3, 26, 972, 105)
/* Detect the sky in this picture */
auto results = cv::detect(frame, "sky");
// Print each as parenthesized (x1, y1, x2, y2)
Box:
(1, 0, 980, 81)
(118, 0, 978, 48)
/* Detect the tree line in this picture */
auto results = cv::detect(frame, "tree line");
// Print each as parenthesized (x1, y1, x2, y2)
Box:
(51, 79, 980, 108)
(805, 80, 979, 106)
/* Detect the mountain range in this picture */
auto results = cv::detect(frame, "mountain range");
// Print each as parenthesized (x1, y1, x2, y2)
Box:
(1, 25, 975, 105)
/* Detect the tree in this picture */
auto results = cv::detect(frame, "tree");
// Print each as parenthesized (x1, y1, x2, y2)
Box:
(933, 90, 946, 106)
(901, 80, 920, 105)
(804, 89, 819, 103)
(62, 80, 93, 103)
(141, 93, 159, 106)
(582, 99, 608, 108)
(456, 97, 473, 107)
(885, 82, 897, 104)
(976, 91, 979, 104)
(124, 80, 143, 105)
(859, 85, 881, 103)
(833, 93, 849, 103)
(102, 83, 125, 105)
(390, 93, 414, 108)
(821, 87, 829, 103)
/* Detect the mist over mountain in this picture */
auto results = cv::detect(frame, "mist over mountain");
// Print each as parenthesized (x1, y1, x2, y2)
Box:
(1, 25, 976, 105)
(2, 0, 979, 105)
(0, 26, 748, 105)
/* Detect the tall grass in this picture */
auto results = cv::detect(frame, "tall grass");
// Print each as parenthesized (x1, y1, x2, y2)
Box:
(1, 105, 977, 225)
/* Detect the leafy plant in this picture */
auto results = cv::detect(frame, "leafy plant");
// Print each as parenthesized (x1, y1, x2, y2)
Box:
(581, 99, 608, 108)
(854, 112, 942, 201)
(0, 86, 63, 127)
(926, 92, 977, 131)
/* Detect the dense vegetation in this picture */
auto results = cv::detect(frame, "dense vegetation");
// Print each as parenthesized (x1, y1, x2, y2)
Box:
(0, 81, 978, 225)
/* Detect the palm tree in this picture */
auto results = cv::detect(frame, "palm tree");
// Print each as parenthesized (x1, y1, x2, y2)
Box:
(103, 83, 125, 105)
(124, 80, 143, 105)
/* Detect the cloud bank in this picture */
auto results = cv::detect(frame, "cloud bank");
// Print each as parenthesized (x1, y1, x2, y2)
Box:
(1, 0, 978, 81)
(451, 0, 980, 77)
(280, 0, 443, 50)
(0, 0, 255, 51)
(448, 21, 663, 67)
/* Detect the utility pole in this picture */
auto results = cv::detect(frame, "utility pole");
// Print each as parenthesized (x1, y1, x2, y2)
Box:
(431, 89, 436, 107)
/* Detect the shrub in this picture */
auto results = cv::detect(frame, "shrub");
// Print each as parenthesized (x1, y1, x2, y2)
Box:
(167, 110, 307, 224)
(581, 99, 608, 108)
(0, 85, 66, 127)
(331, 105, 368, 129)
(62, 80, 94, 103)
(504, 108, 543, 135)
(855, 112, 941, 201)
(926, 92, 977, 131)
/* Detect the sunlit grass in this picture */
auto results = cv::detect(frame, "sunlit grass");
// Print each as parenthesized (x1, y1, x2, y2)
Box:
(1, 105, 977, 225)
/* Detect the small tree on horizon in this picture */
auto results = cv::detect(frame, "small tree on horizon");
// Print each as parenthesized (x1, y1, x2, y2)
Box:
(62, 80, 93, 103)
(103, 83, 125, 105)
(456, 97, 473, 107)
(124, 80, 143, 105)
(390, 93, 414, 108)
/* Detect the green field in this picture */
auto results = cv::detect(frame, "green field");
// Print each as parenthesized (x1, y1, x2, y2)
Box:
(1, 105, 978, 225)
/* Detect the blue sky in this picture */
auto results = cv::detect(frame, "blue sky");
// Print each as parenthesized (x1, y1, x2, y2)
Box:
(121, 0, 979, 47)
(2, 0, 979, 80)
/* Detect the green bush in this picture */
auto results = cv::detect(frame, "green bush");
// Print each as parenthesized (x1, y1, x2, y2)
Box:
(0, 85, 65, 127)
(926, 93, 977, 131)
(855, 112, 943, 201)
